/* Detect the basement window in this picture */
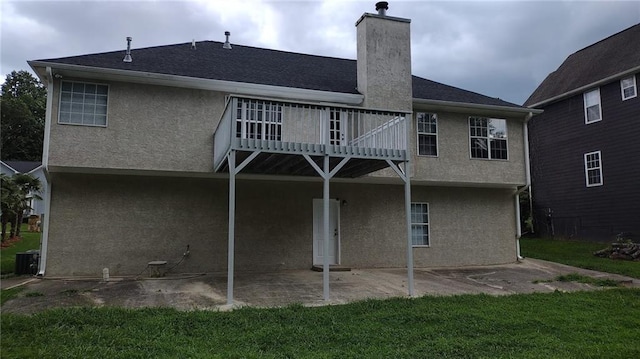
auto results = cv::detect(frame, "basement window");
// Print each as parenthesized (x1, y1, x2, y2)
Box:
(469, 117, 508, 160)
(416, 112, 438, 156)
(59, 81, 108, 126)
(621, 76, 637, 100)
(583, 88, 602, 124)
(411, 202, 430, 246)
(584, 151, 603, 187)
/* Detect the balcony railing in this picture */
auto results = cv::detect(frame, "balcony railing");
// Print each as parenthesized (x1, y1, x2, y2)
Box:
(213, 96, 408, 172)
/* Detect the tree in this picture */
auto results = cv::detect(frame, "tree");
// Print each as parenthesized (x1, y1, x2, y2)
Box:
(1, 70, 47, 161)
(0, 173, 42, 241)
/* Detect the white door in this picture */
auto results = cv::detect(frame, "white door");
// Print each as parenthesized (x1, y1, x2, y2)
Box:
(313, 199, 340, 265)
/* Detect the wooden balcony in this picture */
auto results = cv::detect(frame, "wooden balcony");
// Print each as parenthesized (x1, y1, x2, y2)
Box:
(213, 96, 408, 178)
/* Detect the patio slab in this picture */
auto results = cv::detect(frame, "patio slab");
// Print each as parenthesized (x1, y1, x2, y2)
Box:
(1, 258, 637, 314)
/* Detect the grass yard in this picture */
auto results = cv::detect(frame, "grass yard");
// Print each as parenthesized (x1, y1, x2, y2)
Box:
(1, 225, 41, 275)
(520, 237, 640, 279)
(2, 289, 639, 358)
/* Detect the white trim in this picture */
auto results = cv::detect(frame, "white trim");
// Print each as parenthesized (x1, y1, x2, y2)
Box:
(28, 61, 364, 105)
(58, 80, 109, 127)
(621, 75, 637, 100)
(410, 202, 430, 247)
(583, 88, 602, 124)
(584, 150, 603, 187)
(413, 98, 542, 116)
(527, 65, 640, 108)
(416, 112, 438, 157)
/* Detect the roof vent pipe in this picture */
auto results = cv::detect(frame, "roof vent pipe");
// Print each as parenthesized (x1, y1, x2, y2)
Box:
(223, 31, 232, 49)
(123, 36, 132, 62)
(191, 39, 196, 50)
(375, 1, 388, 16)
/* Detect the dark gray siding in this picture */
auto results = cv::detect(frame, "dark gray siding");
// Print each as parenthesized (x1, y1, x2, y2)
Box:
(528, 74, 640, 240)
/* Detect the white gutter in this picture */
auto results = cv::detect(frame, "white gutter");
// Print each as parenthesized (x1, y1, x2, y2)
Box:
(515, 112, 534, 260)
(28, 61, 365, 105)
(527, 66, 640, 108)
(37, 67, 55, 276)
(413, 98, 543, 116)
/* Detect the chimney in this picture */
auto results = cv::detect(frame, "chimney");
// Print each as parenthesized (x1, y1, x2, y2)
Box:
(356, 2, 412, 111)
(123, 37, 132, 63)
(223, 31, 232, 49)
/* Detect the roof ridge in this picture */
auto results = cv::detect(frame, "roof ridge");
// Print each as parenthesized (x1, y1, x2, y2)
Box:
(570, 23, 640, 56)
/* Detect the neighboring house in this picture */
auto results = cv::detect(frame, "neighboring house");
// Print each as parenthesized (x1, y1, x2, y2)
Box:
(28, 3, 538, 301)
(524, 24, 640, 240)
(1, 160, 48, 217)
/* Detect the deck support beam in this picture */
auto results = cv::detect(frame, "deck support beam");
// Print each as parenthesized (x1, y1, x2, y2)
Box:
(387, 159, 414, 297)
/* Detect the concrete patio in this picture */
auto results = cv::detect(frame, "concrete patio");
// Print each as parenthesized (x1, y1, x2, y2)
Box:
(2, 258, 637, 314)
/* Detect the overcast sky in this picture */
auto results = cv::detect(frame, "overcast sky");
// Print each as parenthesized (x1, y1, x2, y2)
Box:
(1, 0, 639, 105)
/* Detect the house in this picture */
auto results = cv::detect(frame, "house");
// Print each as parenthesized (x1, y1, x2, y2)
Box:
(524, 23, 640, 240)
(28, 2, 538, 302)
(1, 160, 48, 217)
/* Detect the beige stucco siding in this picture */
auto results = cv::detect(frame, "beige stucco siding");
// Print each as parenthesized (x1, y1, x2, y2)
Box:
(45, 173, 517, 277)
(48, 79, 224, 173)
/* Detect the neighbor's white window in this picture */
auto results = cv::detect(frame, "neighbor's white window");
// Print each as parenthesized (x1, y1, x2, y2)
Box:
(469, 117, 508, 160)
(583, 88, 602, 124)
(235, 99, 282, 140)
(621, 76, 637, 100)
(584, 151, 603, 187)
(59, 81, 108, 126)
(417, 112, 438, 156)
(411, 202, 430, 246)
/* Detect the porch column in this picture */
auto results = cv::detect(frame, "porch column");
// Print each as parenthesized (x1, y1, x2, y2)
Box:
(227, 150, 236, 305)
(404, 161, 414, 296)
(323, 154, 330, 301)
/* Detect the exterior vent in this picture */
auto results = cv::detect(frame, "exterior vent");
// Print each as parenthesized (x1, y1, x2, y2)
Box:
(223, 31, 232, 49)
(123, 36, 132, 62)
(375, 1, 388, 16)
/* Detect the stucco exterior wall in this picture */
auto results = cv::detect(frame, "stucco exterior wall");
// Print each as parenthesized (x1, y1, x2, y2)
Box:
(45, 173, 517, 277)
(48, 79, 224, 173)
(410, 111, 526, 186)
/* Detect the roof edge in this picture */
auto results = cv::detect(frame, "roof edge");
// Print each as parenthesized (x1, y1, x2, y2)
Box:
(527, 65, 640, 108)
(1, 161, 19, 174)
(28, 61, 365, 105)
(413, 98, 542, 116)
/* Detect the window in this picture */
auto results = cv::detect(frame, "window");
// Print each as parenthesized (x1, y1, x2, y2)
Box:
(469, 117, 507, 160)
(584, 151, 603, 187)
(621, 76, 637, 100)
(59, 81, 108, 126)
(583, 88, 602, 124)
(235, 99, 282, 140)
(410, 203, 430, 246)
(417, 112, 438, 156)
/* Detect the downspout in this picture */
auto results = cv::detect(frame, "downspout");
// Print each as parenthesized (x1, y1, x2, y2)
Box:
(515, 112, 533, 261)
(38, 67, 54, 276)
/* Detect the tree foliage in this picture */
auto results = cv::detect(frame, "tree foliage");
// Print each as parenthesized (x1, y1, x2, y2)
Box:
(1, 173, 42, 241)
(1, 70, 47, 161)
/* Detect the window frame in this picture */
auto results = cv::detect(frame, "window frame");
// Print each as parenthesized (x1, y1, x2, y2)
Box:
(620, 76, 637, 101)
(583, 88, 602, 124)
(584, 150, 603, 187)
(58, 80, 109, 127)
(416, 112, 438, 157)
(468, 117, 509, 160)
(410, 202, 430, 247)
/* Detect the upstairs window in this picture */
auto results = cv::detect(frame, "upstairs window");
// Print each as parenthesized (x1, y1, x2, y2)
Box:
(583, 88, 602, 124)
(416, 112, 438, 156)
(621, 76, 637, 100)
(584, 151, 603, 187)
(235, 99, 282, 140)
(411, 203, 430, 246)
(59, 81, 108, 126)
(469, 117, 508, 160)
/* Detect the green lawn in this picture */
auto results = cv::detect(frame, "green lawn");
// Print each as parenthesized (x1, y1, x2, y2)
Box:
(1, 289, 639, 358)
(1, 225, 41, 275)
(520, 237, 640, 279)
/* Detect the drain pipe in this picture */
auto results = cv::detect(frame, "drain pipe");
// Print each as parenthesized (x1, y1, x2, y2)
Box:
(515, 112, 533, 260)
(37, 67, 55, 276)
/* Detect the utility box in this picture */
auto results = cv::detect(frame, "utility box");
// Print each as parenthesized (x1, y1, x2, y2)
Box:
(15, 250, 39, 275)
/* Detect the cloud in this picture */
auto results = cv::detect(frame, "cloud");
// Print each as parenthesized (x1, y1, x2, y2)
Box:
(1, 0, 639, 105)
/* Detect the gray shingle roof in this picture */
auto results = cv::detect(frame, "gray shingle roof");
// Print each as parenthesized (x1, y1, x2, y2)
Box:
(35, 40, 521, 108)
(524, 23, 640, 107)
(3, 161, 42, 173)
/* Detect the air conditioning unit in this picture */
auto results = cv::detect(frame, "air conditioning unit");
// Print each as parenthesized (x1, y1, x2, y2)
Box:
(15, 250, 39, 275)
